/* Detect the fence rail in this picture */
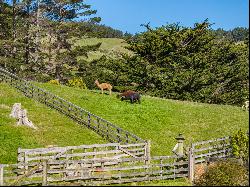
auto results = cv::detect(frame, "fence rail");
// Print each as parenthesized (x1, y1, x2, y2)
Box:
(17, 142, 150, 167)
(188, 136, 232, 182)
(191, 136, 231, 164)
(1, 155, 188, 186)
(0, 67, 145, 144)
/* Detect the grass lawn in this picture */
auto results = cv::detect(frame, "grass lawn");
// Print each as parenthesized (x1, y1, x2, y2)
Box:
(32, 82, 249, 157)
(0, 83, 106, 164)
(1, 81, 247, 186)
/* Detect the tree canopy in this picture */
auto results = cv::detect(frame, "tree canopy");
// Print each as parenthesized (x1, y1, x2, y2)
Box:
(0, 1, 248, 106)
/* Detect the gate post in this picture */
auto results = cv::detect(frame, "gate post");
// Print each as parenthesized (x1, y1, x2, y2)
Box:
(173, 133, 185, 157)
(145, 140, 151, 163)
(42, 160, 48, 186)
(188, 145, 195, 183)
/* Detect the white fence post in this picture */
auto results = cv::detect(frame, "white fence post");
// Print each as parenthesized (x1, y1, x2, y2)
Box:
(145, 140, 151, 164)
(188, 145, 195, 183)
(42, 161, 48, 186)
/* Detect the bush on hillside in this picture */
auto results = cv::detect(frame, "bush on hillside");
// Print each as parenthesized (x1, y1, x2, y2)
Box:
(194, 158, 249, 186)
(67, 77, 87, 89)
(230, 129, 249, 166)
(48, 79, 60, 85)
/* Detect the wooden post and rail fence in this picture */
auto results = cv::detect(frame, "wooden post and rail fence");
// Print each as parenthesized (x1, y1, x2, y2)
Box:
(0, 134, 233, 186)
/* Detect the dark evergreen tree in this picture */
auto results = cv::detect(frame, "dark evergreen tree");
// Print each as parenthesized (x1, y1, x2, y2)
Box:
(124, 20, 249, 105)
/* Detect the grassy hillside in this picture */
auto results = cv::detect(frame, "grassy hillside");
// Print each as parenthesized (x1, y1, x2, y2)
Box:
(1, 81, 249, 164)
(1, 81, 248, 186)
(32, 82, 249, 156)
(0, 82, 193, 186)
(0, 83, 106, 164)
(76, 38, 132, 61)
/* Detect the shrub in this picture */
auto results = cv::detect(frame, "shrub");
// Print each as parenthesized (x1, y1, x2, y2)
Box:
(67, 77, 87, 89)
(230, 129, 249, 165)
(194, 158, 249, 186)
(48, 79, 60, 85)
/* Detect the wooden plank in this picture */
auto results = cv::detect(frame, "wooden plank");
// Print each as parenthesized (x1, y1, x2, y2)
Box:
(133, 151, 146, 156)
(118, 147, 138, 158)
(47, 161, 161, 176)
(112, 154, 130, 159)
(20, 143, 120, 154)
(193, 143, 230, 153)
(120, 143, 146, 148)
(150, 155, 178, 160)
(26, 149, 124, 161)
(92, 167, 188, 175)
(194, 149, 228, 159)
(192, 136, 230, 146)
(19, 180, 42, 186)
(2, 162, 40, 168)
(46, 158, 120, 165)
(99, 165, 150, 172)
(194, 151, 231, 164)
(194, 159, 206, 164)
(24, 148, 67, 156)
(151, 162, 188, 168)
(4, 173, 42, 180)
(4, 167, 39, 175)
(79, 173, 188, 186)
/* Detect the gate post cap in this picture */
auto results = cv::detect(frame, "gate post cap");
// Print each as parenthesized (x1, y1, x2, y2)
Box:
(175, 133, 185, 141)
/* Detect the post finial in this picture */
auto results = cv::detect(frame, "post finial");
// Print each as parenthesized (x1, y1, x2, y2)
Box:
(175, 133, 185, 141)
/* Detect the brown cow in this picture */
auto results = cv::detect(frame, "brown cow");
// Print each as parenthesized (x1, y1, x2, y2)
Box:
(117, 90, 141, 104)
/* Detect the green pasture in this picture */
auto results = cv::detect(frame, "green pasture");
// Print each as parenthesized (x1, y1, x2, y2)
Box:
(32, 82, 249, 157)
(1, 81, 248, 186)
(1, 81, 248, 164)
(0, 83, 106, 164)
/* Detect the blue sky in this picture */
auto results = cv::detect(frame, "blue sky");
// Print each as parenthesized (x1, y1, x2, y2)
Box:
(85, 0, 249, 34)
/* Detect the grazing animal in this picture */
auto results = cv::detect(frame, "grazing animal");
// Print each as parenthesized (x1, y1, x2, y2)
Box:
(118, 90, 141, 104)
(94, 80, 112, 95)
(242, 100, 249, 111)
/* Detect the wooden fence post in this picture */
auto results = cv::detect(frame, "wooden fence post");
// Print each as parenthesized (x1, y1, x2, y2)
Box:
(42, 161, 48, 186)
(117, 129, 121, 143)
(17, 148, 22, 164)
(126, 133, 129, 144)
(188, 146, 194, 184)
(87, 113, 91, 127)
(0, 164, 4, 186)
(17, 148, 24, 175)
(145, 140, 151, 164)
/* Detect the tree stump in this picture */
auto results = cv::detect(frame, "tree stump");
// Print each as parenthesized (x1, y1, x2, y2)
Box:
(10, 103, 37, 129)
(10, 103, 22, 118)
